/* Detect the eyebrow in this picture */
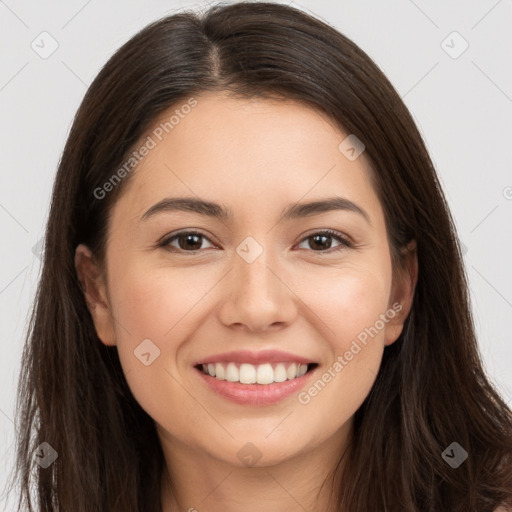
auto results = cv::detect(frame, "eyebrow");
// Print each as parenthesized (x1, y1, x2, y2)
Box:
(141, 196, 371, 226)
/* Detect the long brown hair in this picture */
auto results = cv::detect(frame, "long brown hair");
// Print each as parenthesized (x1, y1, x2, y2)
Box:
(9, 2, 512, 510)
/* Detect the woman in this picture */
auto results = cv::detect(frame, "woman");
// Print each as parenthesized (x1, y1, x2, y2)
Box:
(10, 2, 512, 511)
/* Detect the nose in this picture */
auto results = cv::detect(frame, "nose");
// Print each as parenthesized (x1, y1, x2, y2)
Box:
(217, 242, 298, 333)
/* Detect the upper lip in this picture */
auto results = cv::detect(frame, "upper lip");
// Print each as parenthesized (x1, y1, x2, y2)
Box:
(194, 350, 316, 366)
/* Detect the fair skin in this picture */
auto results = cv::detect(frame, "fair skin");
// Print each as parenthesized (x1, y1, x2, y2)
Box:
(75, 91, 418, 511)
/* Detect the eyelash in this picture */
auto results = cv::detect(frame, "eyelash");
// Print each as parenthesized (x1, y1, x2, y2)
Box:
(158, 229, 353, 255)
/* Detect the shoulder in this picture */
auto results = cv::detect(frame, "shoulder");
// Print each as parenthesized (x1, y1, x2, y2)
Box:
(494, 506, 512, 512)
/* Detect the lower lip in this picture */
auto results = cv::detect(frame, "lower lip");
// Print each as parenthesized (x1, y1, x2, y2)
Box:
(195, 366, 316, 405)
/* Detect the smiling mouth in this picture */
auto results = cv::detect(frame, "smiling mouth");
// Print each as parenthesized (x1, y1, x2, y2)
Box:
(195, 362, 319, 385)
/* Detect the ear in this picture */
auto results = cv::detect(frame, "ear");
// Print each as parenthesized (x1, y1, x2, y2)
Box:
(384, 240, 418, 346)
(74, 244, 116, 346)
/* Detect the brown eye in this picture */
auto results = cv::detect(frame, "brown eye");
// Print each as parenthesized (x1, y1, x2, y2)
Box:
(297, 230, 352, 253)
(161, 231, 215, 252)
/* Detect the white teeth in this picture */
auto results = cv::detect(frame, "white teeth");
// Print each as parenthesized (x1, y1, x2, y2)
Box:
(297, 364, 308, 377)
(225, 362, 239, 382)
(215, 362, 225, 380)
(199, 361, 311, 384)
(239, 363, 256, 384)
(256, 363, 274, 384)
(287, 363, 297, 380)
(273, 363, 288, 382)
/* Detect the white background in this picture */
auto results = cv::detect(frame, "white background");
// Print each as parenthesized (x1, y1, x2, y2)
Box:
(1, 0, 512, 508)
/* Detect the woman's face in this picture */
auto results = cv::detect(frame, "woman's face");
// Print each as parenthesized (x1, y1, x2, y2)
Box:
(76, 91, 416, 469)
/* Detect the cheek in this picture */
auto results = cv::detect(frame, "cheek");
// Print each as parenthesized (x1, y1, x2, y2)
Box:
(105, 251, 259, 424)
(109, 260, 214, 345)
(292, 261, 392, 422)
(293, 260, 392, 352)
(104, 261, 213, 414)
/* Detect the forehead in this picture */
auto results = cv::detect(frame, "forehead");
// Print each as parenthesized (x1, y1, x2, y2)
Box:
(111, 91, 381, 227)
